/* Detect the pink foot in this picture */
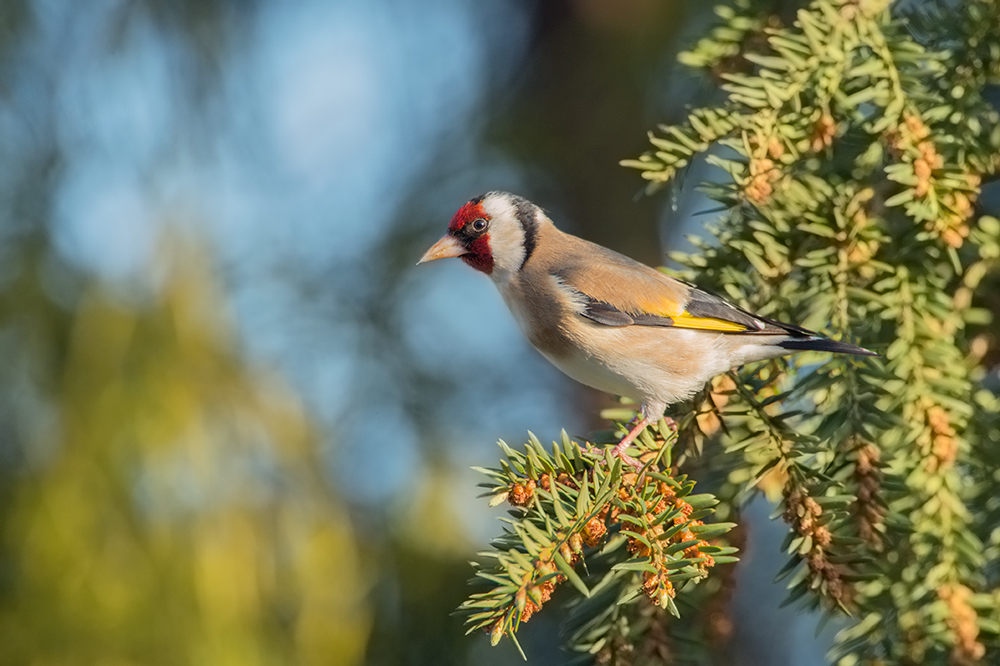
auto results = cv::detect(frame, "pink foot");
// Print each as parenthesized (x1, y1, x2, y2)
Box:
(610, 415, 653, 469)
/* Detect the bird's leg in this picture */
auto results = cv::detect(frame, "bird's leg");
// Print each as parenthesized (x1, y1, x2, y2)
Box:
(610, 414, 652, 469)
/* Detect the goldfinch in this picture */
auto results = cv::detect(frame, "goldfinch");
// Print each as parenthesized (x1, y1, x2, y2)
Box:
(419, 192, 875, 466)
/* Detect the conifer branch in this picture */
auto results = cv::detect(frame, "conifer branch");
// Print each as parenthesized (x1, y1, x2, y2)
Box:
(460, 425, 738, 657)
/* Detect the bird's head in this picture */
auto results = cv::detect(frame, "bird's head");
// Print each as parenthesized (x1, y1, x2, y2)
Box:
(418, 191, 540, 280)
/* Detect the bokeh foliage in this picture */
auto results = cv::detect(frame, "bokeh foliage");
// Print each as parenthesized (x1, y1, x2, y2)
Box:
(0, 239, 372, 666)
(469, 0, 1000, 663)
(0, 2, 377, 663)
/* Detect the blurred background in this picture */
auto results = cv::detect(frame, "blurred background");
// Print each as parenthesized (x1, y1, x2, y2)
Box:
(0, 1, 836, 664)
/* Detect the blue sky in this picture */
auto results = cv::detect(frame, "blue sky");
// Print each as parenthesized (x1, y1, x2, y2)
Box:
(38, 0, 580, 508)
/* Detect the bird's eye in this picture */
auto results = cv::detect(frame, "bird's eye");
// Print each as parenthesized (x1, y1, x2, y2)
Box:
(471, 218, 489, 232)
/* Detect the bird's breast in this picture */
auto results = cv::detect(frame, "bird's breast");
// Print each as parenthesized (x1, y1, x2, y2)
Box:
(496, 276, 659, 401)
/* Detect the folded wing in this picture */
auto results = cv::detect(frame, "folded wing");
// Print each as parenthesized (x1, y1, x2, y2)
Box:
(553, 250, 784, 335)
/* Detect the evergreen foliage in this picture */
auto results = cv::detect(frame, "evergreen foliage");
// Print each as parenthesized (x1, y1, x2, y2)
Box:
(460, 423, 737, 661)
(463, 0, 1000, 663)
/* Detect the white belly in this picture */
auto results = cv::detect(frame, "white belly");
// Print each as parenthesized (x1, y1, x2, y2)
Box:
(537, 344, 643, 402)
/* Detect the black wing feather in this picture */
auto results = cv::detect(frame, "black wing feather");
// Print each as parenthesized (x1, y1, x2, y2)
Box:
(580, 297, 675, 327)
(683, 288, 769, 332)
(580, 299, 635, 326)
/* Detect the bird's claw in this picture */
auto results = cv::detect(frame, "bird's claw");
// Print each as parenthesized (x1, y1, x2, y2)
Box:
(611, 440, 645, 470)
(616, 450, 643, 470)
(582, 444, 643, 469)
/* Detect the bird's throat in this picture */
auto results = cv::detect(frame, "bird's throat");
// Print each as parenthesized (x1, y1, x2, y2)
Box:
(461, 236, 494, 274)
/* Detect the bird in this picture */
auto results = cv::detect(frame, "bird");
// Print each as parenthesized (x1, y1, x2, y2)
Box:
(418, 191, 876, 467)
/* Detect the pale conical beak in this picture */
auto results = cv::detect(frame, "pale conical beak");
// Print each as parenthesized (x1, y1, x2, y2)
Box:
(417, 235, 467, 265)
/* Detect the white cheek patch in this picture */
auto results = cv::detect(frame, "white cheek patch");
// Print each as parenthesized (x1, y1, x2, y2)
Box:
(488, 228, 525, 275)
(478, 199, 526, 278)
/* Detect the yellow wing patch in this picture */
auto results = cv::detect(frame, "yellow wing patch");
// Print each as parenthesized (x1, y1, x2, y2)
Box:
(626, 295, 752, 332)
(669, 311, 752, 333)
(631, 293, 685, 318)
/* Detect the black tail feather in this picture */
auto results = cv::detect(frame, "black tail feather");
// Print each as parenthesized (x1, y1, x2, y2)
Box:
(778, 337, 878, 356)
